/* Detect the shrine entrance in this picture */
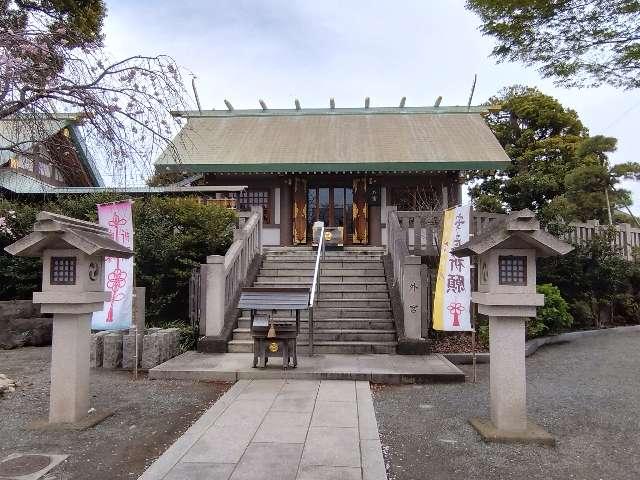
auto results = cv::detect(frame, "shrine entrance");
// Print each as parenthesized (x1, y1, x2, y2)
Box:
(306, 186, 353, 244)
(291, 177, 369, 245)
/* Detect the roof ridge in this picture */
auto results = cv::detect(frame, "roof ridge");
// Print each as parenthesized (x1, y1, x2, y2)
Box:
(172, 105, 497, 118)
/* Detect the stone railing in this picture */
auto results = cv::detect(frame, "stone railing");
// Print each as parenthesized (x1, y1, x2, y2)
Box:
(201, 206, 263, 336)
(386, 208, 506, 341)
(387, 209, 422, 339)
(390, 208, 505, 256)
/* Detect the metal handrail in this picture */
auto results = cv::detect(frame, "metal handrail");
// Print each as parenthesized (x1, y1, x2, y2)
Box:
(308, 222, 326, 355)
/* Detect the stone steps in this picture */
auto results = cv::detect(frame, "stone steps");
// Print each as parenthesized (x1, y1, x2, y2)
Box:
(317, 291, 389, 300)
(239, 307, 392, 319)
(237, 318, 395, 330)
(232, 327, 396, 342)
(255, 275, 387, 284)
(261, 261, 383, 269)
(227, 339, 397, 354)
(229, 246, 396, 355)
(258, 268, 385, 276)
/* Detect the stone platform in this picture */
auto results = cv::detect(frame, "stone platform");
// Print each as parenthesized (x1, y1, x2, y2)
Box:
(138, 379, 386, 480)
(148, 352, 465, 384)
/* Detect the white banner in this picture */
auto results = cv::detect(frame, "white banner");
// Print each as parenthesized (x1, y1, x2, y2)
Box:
(92, 200, 134, 330)
(432, 204, 472, 331)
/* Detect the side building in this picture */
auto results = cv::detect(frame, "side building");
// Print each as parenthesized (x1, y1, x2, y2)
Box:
(155, 104, 511, 246)
(1, 115, 104, 193)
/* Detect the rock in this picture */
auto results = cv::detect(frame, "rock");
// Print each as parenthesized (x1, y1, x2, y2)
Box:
(142, 333, 161, 369)
(90, 331, 110, 368)
(122, 332, 143, 369)
(0, 374, 17, 395)
(103, 333, 124, 369)
(0, 317, 52, 349)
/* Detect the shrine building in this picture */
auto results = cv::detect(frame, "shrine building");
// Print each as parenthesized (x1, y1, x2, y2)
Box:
(155, 102, 511, 246)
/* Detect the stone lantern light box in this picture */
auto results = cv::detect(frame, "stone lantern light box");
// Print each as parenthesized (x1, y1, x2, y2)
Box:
(5, 211, 132, 425)
(452, 209, 572, 445)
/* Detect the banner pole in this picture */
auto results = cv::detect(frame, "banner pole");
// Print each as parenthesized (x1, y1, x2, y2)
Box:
(471, 326, 477, 383)
(133, 324, 138, 381)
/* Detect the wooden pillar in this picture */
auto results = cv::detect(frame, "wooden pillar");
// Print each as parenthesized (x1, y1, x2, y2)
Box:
(280, 180, 292, 246)
(369, 205, 382, 246)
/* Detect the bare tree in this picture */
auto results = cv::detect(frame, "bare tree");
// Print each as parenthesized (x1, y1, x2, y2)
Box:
(0, 1, 187, 181)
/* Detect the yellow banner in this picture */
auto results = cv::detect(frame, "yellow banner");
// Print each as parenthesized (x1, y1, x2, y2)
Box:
(432, 208, 454, 330)
(432, 205, 472, 331)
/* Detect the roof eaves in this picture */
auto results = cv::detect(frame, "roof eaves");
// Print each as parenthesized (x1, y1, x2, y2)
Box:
(157, 161, 510, 174)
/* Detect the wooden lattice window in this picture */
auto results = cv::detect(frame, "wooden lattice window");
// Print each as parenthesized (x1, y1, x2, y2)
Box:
(498, 255, 527, 285)
(239, 189, 271, 223)
(51, 257, 77, 285)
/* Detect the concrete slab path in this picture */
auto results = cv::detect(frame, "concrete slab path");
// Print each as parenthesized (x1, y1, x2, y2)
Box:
(149, 352, 464, 384)
(138, 379, 387, 480)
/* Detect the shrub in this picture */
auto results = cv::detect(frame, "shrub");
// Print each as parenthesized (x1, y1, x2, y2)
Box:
(0, 194, 236, 328)
(527, 283, 573, 338)
(538, 227, 640, 328)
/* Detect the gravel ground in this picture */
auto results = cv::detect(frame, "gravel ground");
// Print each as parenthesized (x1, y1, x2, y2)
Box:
(0, 346, 230, 479)
(373, 329, 640, 480)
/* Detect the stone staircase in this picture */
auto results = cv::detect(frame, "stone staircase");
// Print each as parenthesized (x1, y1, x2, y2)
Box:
(228, 246, 397, 354)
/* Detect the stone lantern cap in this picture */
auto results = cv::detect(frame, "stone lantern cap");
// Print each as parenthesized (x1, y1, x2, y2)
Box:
(4, 211, 133, 258)
(452, 209, 573, 258)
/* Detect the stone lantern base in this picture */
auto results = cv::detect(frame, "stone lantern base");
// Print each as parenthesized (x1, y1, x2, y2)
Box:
(470, 417, 556, 446)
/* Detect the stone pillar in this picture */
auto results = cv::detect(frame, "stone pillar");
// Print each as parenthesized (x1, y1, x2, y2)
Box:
(49, 313, 91, 424)
(402, 255, 422, 339)
(202, 256, 225, 336)
(90, 330, 110, 368)
(142, 332, 161, 369)
(122, 331, 143, 369)
(489, 316, 527, 432)
(134, 287, 146, 332)
(102, 332, 123, 369)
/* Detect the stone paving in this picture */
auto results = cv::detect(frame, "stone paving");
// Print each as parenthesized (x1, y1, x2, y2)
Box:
(138, 379, 387, 480)
(148, 352, 464, 384)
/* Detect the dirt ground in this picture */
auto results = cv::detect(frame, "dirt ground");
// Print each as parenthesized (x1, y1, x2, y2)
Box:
(373, 329, 640, 480)
(0, 346, 231, 480)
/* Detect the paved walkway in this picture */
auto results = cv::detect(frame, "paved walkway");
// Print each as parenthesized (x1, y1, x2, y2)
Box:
(138, 379, 387, 480)
(149, 352, 464, 384)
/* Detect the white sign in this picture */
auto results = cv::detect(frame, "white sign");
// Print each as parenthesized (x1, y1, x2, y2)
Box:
(432, 204, 472, 331)
(92, 200, 134, 330)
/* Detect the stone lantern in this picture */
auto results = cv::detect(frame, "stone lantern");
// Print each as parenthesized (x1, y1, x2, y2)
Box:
(452, 209, 572, 445)
(5, 212, 133, 424)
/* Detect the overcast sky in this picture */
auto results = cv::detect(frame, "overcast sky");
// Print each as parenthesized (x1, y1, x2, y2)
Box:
(102, 0, 640, 214)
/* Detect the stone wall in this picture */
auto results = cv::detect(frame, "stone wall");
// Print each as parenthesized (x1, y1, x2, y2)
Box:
(92, 327, 181, 370)
(0, 300, 52, 349)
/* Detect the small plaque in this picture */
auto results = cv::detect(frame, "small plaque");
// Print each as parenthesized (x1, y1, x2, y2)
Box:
(312, 225, 344, 247)
(252, 317, 269, 328)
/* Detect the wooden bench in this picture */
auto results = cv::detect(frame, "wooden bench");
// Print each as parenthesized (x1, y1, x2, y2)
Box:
(238, 287, 310, 369)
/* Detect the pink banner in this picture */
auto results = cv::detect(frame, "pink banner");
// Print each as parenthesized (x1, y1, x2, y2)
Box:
(91, 200, 134, 330)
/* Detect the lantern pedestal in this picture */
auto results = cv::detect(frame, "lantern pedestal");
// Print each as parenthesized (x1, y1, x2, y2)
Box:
(49, 314, 92, 424)
(469, 316, 555, 446)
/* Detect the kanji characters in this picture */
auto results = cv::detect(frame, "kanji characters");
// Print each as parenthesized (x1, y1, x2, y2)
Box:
(446, 274, 465, 293)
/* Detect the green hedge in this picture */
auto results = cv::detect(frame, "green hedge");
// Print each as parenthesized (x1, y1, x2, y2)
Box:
(0, 194, 236, 327)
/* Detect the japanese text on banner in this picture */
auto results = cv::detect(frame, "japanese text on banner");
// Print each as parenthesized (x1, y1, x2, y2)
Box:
(432, 204, 472, 331)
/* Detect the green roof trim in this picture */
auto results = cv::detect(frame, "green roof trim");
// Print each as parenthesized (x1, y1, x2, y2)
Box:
(159, 161, 508, 174)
